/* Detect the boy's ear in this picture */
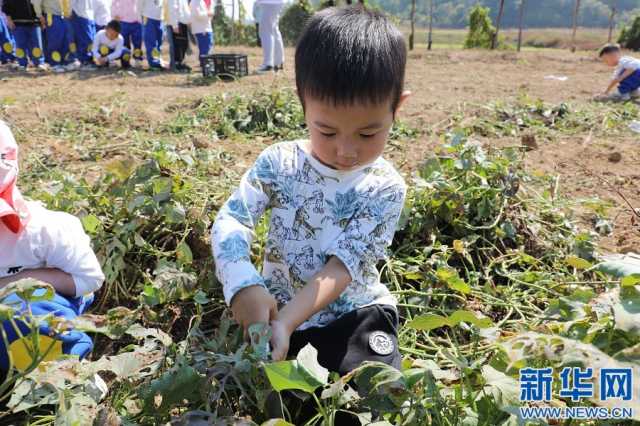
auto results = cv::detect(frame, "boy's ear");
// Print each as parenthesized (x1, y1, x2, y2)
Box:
(394, 90, 412, 117)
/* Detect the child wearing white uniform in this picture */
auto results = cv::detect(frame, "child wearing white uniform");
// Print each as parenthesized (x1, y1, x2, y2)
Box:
(0, 120, 104, 371)
(190, 0, 214, 63)
(138, 0, 163, 68)
(255, 0, 284, 73)
(92, 0, 112, 30)
(91, 19, 130, 68)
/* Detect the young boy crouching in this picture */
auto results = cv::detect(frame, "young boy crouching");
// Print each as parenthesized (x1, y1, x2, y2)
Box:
(596, 43, 640, 102)
(212, 6, 409, 375)
(92, 19, 132, 69)
(0, 121, 104, 371)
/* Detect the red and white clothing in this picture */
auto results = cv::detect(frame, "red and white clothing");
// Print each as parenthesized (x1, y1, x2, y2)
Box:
(0, 121, 104, 298)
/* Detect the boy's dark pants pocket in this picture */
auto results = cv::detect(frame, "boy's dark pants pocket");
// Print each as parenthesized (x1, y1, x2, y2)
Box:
(288, 304, 401, 377)
(279, 305, 401, 424)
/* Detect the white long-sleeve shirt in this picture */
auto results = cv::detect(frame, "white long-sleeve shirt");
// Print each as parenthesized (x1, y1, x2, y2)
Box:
(92, 0, 111, 25)
(92, 29, 124, 60)
(211, 141, 406, 330)
(0, 202, 105, 297)
(165, 0, 189, 27)
(613, 56, 640, 80)
(190, 0, 212, 34)
(71, 0, 94, 20)
(111, 0, 139, 23)
(137, 0, 162, 20)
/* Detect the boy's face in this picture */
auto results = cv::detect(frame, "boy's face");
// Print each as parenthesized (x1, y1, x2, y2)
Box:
(601, 51, 620, 67)
(305, 93, 409, 171)
(106, 28, 119, 41)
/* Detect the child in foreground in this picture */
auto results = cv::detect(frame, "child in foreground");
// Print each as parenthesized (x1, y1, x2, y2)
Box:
(596, 43, 640, 102)
(92, 19, 131, 68)
(0, 120, 104, 371)
(212, 6, 409, 375)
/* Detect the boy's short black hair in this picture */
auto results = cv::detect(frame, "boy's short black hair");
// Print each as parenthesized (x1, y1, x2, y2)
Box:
(295, 6, 407, 112)
(599, 43, 621, 57)
(106, 20, 121, 33)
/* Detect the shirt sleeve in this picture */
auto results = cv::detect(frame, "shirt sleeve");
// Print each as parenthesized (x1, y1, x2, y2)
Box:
(92, 31, 101, 58)
(326, 182, 406, 284)
(211, 148, 278, 305)
(106, 36, 123, 61)
(36, 210, 105, 297)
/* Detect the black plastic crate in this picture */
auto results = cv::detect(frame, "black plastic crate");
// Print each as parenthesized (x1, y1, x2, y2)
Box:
(200, 54, 249, 79)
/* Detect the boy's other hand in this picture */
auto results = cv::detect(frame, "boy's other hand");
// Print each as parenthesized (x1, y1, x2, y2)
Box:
(6, 17, 15, 31)
(230, 285, 278, 336)
(270, 319, 292, 361)
(39, 16, 46, 29)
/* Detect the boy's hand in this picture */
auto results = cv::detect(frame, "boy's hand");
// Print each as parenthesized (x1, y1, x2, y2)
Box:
(39, 16, 46, 29)
(270, 319, 292, 361)
(6, 17, 15, 31)
(230, 285, 278, 336)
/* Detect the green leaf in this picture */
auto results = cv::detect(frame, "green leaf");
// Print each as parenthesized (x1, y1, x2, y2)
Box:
(621, 274, 640, 287)
(406, 314, 449, 331)
(447, 276, 471, 294)
(436, 268, 471, 294)
(261, 420, 295, 426)
(140, 365, 204, 412)
(566, 256, 593, 270)
(105, 157, 136, 182)
(408, 310, 493, 331)
(264, 360, 322, 394)
(81, 214, 101, 234)
(192, 290, 209, 305)
(0, 279, 55, 303)
(449, 310, 494, 328)
(263, 344, 328, 394)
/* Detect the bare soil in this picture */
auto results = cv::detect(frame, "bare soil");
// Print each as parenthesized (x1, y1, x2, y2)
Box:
(1, 47, 638, 253)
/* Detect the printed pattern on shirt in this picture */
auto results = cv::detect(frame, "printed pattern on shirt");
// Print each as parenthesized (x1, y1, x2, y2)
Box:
(212, 141, 406, 329)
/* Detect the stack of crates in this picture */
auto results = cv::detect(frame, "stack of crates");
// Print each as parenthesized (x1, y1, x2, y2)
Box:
(200, 54, 249, 79)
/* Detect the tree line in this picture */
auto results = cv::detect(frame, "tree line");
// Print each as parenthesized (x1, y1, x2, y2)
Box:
(367, 0, 639, 28)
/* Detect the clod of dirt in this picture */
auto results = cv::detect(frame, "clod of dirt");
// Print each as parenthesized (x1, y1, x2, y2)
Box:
(521, 134, 538, 151)
(608, 152, 622, 163)
(191, 136, 213, 149)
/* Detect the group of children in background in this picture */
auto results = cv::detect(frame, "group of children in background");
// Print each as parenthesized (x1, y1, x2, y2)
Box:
(0, 0, 215, 72)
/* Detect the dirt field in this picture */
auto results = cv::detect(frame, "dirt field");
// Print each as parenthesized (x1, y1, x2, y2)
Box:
(1, 47, 638, 253)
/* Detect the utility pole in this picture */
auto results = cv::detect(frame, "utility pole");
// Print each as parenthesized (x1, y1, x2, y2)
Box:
(409, 0, 416, 50)
(428, 0, 434, 50)
(517, 0, 527, 52)
(571, 0, 581, 52)
(491, 0, 506, 50)
(608, 0, 617, 43)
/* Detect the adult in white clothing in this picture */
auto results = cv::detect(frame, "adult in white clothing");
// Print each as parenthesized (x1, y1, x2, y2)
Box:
(256, 0, 284, 73)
